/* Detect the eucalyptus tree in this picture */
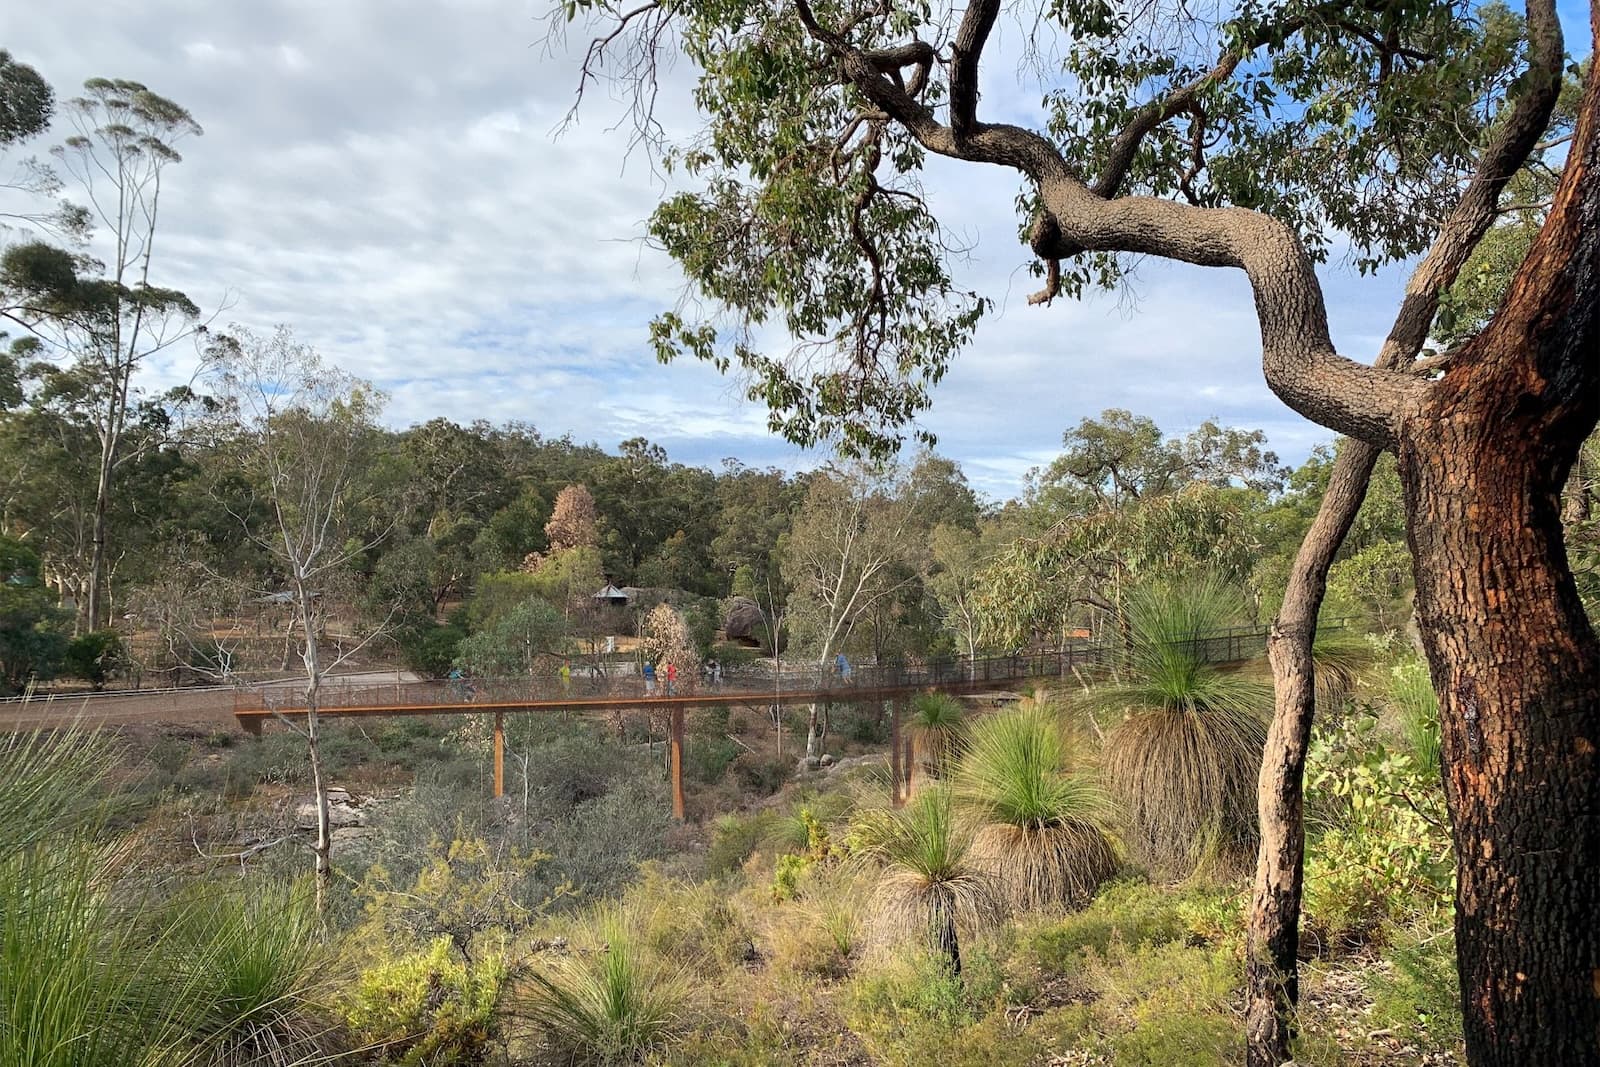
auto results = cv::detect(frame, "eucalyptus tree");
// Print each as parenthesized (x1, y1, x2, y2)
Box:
(779, 463, 922, 762)
(0, 79, 203, 630)
(205, 325, 389, 907)
(1030, 409, 1286, 518)
(0, 50, 86, 240)
(566, 0, 1599, 1060)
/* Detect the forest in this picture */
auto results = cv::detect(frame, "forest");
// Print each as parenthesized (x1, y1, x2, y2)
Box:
(5, 0, 1600, 1062)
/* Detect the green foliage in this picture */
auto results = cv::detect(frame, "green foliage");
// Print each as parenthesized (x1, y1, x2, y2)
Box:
(975, 484, 1257, 649)
(0, 49, 54, 146)
(1304, 712, 1453, 943)
(168, 881, 337, 1066)
(518, 909, 685, 1065)
(1026, 879, 1246, 973)
(1388, 657, 1441, 772)
(1364, 926, 1463, 1049)
(455, 595, 570, 679)
(952, 699, 1118, 910)
(854, 786, 1000, 969)
(361, 831, 554, 956)
(0, 536, 70, 694)
(344, 937, 506, 1066)
(62, 629, 126, 687)
(706, 811, 777, 877)
(772, 852, 811, 902)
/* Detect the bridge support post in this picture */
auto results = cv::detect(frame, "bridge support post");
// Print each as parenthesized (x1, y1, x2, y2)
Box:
(493, 711, 505, 799)
(669, 705, 685, 821)
(889, 699, 903, 808)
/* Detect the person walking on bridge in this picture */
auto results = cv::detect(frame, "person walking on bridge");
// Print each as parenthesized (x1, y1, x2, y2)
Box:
(665, 661, 678, 696)
(643, 661, 656, 695)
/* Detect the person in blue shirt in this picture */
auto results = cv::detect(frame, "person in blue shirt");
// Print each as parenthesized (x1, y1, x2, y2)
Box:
(835, 652, 852, 683)
(643, 661, 657, 695)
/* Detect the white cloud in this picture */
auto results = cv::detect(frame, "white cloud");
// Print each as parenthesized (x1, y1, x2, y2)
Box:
(1, 0, 1415, 501)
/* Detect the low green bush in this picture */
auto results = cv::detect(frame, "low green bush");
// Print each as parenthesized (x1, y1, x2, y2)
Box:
(1365, 926, 1463, 1050)
(685, 734, 738, 784)
(344, 937, 506, 1066)
(1027, 879, 1189, 969)
(1304, 712, 1453, 945)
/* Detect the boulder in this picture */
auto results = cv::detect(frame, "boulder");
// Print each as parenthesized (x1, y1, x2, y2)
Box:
(295, 788, 366, 830)
(723, 597, 766, 646)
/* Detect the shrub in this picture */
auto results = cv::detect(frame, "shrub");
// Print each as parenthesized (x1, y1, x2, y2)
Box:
(1303, 713, 1453, 944)
(63, 629, 127, 688)
(517, 909, 684, 1065)
(546, 779, 673, 905)
(344, 937, 506, 1065)
(732, 752, 789, 795)
(706, 811, 778, 878)
(147, 734, 193, 778)
(685, 734, 738, 784)
(952, 698, 1119, 911)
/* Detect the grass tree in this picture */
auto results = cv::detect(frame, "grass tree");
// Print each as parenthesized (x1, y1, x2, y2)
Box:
(1095, 577, 1270, 876)
(853, 785, 999, 976)
(953, 698, 1118, 911)
(907, 690, 964, 783)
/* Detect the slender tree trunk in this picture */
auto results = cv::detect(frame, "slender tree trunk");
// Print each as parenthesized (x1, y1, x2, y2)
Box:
(890, 698, 903, 807)
(298, 592, 332, 911)
(85, 449, 113, 633)
(1246, 442, 1379, 1066)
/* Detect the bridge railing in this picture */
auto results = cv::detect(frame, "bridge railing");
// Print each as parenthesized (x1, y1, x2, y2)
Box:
(231, 619, 1334, 715)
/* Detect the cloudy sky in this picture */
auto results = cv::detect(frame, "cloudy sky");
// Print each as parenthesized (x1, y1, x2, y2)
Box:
(3, 1, 1568, 499)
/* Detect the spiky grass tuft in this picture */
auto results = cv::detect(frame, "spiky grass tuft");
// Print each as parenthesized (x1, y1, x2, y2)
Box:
(953, 701, 1118, 911)
(518, 908, 684, 1064)
(1095, 577, 1269, 876)
(174, 882, 338, 1067)
(1389, 658, 1441, 772)
(907, 691, 966, 779)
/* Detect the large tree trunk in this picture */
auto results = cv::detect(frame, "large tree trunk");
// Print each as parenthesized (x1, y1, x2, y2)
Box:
(1401, 416, 1600, 1064)
(1246, 442, 1380, 1066)
(1397, 55, 1600, 1060)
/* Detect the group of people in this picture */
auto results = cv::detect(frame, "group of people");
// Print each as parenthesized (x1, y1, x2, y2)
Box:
(639, 657, 723, 696)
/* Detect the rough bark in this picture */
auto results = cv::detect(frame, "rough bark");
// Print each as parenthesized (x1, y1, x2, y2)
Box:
(1395, 59, 1600, 1057)
(792, 1, 1595, 1056)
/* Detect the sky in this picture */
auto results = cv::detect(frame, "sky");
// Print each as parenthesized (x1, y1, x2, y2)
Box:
(1, 1, 1565, 501)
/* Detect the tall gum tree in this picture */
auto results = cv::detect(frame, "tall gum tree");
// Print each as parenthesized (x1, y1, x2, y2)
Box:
(565, 0, 1600, 1061)
(1, 79, 204, 630)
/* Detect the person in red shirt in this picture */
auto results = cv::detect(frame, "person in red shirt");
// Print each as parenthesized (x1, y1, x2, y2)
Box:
(665, 662, 678, 696)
